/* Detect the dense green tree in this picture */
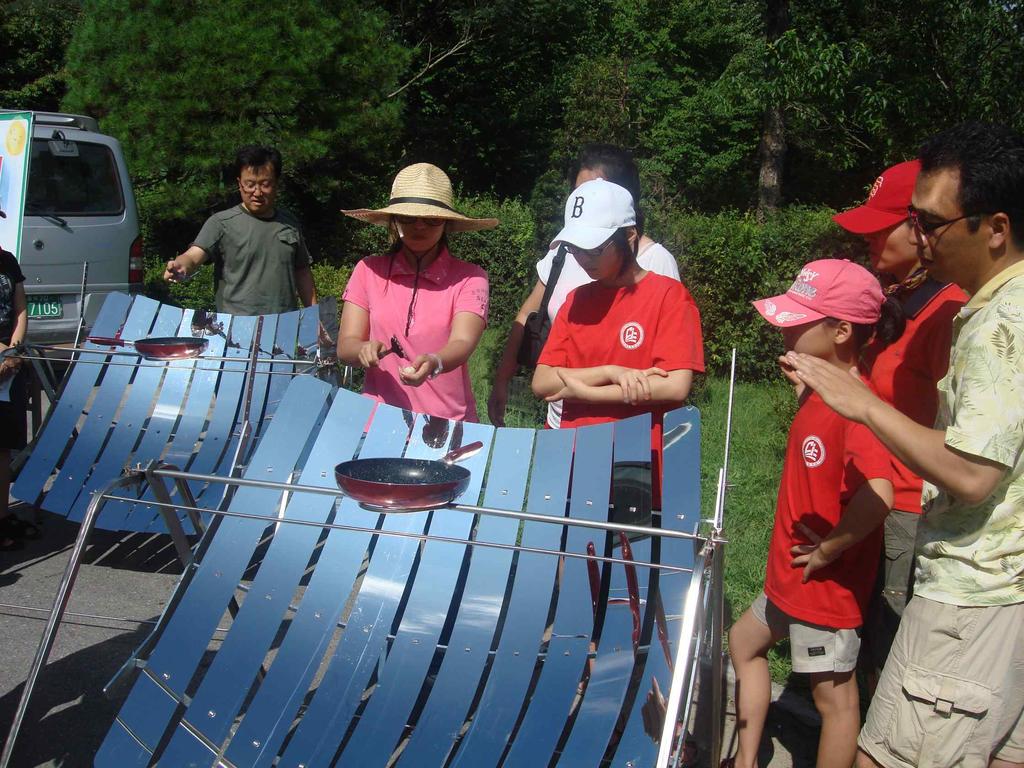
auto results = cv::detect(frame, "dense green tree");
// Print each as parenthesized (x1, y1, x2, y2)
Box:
(749, 0, 1024, 208)
(61, 0, 410, 259)
(382, 0, 606, 198)
(553, 0, 762, 210)
(0, 0, 82, 110)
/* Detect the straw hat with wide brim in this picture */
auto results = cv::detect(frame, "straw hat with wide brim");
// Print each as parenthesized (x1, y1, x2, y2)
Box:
(342, 163, 498, 232)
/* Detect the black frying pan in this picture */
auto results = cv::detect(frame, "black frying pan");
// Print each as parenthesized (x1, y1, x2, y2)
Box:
(86, 336, 208, 360)
(334, 441, 483, 511)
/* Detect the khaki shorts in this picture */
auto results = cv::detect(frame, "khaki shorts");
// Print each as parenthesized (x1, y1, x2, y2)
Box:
(751, 592, 860, 674)
(858, 596, 1024, 767)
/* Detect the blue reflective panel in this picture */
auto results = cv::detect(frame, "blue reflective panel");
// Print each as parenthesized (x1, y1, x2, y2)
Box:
(47, 295, 162, 520)
(93, 720, 152, 768)
(229, 313, 279, 468)
(86, 303, 184, 529)
(276, 411, 463, 768)
(189, 315, 257, 508)
(97, 669, 179, 757)
(133, 311, 233, 535)
(337, 419, 495, 764)
(12, 291, 131, 506)
(610, 405, 701, 765)
(399, 426, 535, 766)
(111, 376, 330, 748)
(296, 304, 319, 352)
(158, 381, 373, 754)
(115, 308, 203, 531)
(502, 421, 615, 765)
(254, 310, 299, 442)
(449, 427, 576, 767)
(224, 397, 413, 768)
(557, 413, 653, 765)
(146, 721, 216, 767)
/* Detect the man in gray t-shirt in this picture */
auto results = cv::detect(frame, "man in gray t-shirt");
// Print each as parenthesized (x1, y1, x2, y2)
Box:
(164, 146, 316, 316)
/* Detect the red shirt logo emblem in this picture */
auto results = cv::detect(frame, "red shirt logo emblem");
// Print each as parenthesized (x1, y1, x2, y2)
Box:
(619, 321, 644, 350)
(802, 435, 826, 468)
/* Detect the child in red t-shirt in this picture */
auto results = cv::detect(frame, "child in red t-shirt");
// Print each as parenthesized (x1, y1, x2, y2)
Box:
(727, 259, 901, 768)
(532, 179, 704, 505)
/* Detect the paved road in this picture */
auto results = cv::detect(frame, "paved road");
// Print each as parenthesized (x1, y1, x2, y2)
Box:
(0, 506, 182, 767)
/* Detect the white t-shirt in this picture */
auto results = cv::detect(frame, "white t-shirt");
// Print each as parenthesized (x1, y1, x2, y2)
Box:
(535, 240, 682, 427)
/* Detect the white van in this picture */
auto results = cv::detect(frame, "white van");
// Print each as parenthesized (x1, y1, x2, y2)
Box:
(3, 110, 142, 344)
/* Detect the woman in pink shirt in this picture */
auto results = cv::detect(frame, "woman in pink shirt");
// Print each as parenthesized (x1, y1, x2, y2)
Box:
(337, 163, 497, 421)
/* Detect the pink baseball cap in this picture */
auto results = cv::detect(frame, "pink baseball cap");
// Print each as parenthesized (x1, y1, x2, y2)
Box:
(752, 259, 884, 327)
(832, 159, 920, 234)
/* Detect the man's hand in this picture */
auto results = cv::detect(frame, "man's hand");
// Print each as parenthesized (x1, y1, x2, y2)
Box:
(399, 354, 435, 387)
(163, 258, 188, 283)
(784, 352, 878, 423)
(790, 522, 839, 583)
(358, 340, 388, 368)
(614, 366, 668, 405)
(0, 354, 21, 382)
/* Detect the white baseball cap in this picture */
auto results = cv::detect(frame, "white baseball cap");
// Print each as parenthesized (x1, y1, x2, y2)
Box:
(550, 179, 636, 250)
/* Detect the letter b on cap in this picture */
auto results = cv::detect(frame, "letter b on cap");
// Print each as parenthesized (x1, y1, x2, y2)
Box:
(571, 196, 584, 219)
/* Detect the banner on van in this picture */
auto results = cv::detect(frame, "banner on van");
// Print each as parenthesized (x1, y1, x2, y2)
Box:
(0, 111, 33, 262)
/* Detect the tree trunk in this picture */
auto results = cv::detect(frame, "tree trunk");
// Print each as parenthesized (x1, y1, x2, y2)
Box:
(757, 0, 790, 218)
(757, 105, 785, 215)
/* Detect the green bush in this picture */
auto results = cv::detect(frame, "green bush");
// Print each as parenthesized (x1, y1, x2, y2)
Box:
(648, 205, 861, 382)
(311, 262, 353, 305)
(446, 193, 539, 334)
(143, 253, 215, 310)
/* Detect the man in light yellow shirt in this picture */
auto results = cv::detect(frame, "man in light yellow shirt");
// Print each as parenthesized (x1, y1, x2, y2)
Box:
(787, 122, 1024, 768)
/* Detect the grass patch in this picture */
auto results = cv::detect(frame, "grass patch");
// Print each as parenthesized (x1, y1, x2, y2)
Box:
(691, 376, 795, 680)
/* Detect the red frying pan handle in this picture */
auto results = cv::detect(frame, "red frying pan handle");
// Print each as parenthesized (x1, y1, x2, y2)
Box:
(586, 541, 601, 618)
(86, 336, 128, 346)
(618, 532, 642, 653)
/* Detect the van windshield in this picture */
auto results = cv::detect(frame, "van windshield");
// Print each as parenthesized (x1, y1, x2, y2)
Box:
(25, 138, 125, 216)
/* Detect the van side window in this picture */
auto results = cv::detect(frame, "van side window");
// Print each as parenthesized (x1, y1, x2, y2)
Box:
(26, 139, 125, 216)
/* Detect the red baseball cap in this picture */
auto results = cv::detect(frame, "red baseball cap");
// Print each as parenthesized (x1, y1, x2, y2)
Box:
(832, 159, 920, 234)
(753, 259, 884, 327)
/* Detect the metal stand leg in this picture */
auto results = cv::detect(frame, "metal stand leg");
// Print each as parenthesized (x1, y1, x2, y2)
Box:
(145, 463, 194, 567)
(656, 550, 710, 767)
(709, 542, 726, 768)
(0, 472, 142, 768)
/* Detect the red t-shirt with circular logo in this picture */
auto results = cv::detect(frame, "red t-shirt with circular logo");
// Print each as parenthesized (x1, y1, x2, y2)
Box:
(764, 389, 893, 629)
(538, 272, 705, 503)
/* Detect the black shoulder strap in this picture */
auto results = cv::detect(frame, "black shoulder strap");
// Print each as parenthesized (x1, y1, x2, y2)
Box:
(538, 244, 567, 318)
(899, 277, 946, 319)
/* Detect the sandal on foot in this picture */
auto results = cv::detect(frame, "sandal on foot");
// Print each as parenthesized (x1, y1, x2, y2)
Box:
(0, 515, 41, 540)
(0, 535, 23, 551)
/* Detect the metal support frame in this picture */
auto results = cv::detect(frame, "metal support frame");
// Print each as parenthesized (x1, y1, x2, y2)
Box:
(706, 348, 737, 768)
(2, 464, 717, 767)
(1, 350, 737, 767)
(143, 462, 197, 566)
(1, 471, 145, 768)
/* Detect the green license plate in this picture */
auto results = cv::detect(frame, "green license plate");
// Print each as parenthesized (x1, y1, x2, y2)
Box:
(28, 295, 63, 319)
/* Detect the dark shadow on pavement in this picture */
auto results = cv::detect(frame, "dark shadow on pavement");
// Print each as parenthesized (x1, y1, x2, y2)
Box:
(0, 623, 150, 767)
